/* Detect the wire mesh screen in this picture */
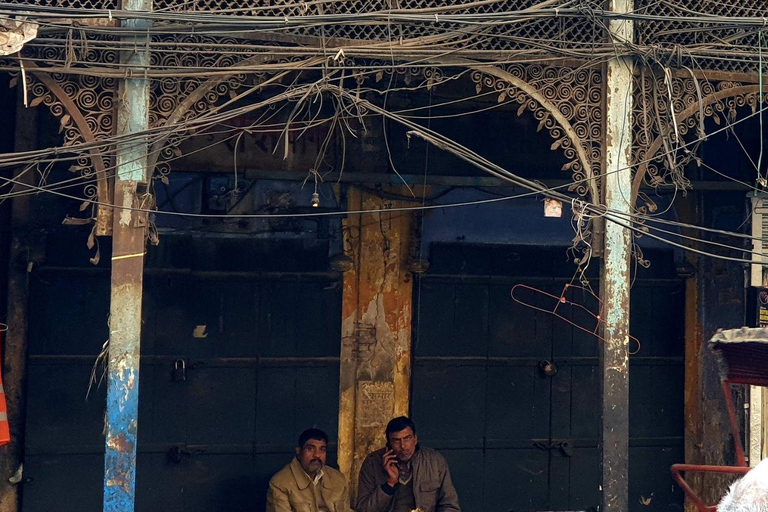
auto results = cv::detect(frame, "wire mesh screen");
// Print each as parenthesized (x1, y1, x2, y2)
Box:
(634, 0, 765, 75)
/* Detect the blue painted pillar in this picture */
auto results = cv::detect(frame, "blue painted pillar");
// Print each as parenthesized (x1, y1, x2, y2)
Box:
(600, 0, 634, 510)
(104, 1, 151, 510)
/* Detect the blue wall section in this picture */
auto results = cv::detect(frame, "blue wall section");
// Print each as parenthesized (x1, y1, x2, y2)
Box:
(420, 187, 683, 257)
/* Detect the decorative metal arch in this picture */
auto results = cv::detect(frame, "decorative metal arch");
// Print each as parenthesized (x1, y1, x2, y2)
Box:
(17, 35, 263, 234)
(146, 54, 328, 177)
(467, 62, 602, 203)
(632, 72, 764, 202)
(18, 33, 606, 237)
(23, 61, 115, 234)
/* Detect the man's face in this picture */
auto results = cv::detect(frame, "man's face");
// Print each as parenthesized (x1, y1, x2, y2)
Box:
(388, 427, 418, 462)
(295, 438, 327, 475)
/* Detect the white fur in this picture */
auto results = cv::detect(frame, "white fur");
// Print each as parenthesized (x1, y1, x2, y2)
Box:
(718, 458, 768, 512)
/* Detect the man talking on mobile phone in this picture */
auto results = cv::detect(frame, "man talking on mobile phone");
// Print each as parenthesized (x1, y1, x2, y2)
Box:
(356, 416, 460, 512)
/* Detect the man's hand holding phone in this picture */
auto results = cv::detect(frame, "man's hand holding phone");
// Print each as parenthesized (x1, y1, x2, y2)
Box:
(382, 448, 399, 487)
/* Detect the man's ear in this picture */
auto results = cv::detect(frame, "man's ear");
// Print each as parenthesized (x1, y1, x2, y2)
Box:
(295, 446, 301, 457)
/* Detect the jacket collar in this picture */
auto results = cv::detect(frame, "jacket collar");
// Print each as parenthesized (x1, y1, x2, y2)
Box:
(289, 457, 325, 490)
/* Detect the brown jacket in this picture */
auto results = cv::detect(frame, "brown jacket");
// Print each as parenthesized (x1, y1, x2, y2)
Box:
(267, 457, 353, 512)
(356, 446, 460, 512)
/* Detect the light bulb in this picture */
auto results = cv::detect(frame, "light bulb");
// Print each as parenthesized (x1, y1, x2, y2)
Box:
(311, 192, 320, 208)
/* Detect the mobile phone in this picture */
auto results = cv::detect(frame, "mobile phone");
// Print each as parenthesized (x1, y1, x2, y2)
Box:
(384, 441, 396, 467)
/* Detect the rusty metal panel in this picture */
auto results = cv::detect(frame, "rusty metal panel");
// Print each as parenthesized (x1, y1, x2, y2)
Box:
(25, 274, 111, 453)
(436, 450, 483, 507)
(413, 276, 554, 512)
(136, 450, 337, 512)
(142, 275, 198, 356)
(139, 454, 255, 512)
(551, 364, 599, 441)
(135, 454, 186, 512)
(186, 367, 257, 446)
(562, 365, 601, 440)
(185, 279, 261, 359)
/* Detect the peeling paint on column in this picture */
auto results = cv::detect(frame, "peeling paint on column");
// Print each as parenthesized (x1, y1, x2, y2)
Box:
(118, 183, 135, 227)
(105, 0, 150, 503)
(337, 186, 415, 503)
(104, 365, 139, 509)
(338, 187, 362, 492)
(601, 0, 634, 508)
(104, 258, 145, 512)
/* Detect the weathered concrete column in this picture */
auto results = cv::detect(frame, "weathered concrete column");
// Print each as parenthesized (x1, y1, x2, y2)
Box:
(338, 186, 414, 503)
(600, 0, 634, 509)
(103, 1, 151, 510)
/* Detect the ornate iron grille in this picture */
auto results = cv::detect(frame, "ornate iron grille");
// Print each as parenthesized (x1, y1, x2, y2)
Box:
(634, 0, 766, 75)
(15, 0, 117, 7)
(11, 0, 600, 56)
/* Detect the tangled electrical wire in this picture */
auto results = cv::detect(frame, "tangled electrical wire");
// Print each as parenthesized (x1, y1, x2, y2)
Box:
(0, 73, 764, 271)
(0, 0, 766, 76)
(0, 0, 763, 275)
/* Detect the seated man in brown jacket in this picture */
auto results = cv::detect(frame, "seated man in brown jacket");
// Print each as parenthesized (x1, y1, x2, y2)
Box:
(357, 417, 460, 512)
(267, 428, 352, 512)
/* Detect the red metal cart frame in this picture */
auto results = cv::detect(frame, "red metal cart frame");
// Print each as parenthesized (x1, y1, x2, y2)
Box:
(670, 327, 768, 511)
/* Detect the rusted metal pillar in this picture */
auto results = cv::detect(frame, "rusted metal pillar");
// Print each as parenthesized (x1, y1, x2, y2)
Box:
(677, 194, 705, 512)
(0, 89, 38, 512)
(600, 0, 634, 509)
(103, 1, 151, 510)
(338, 186, 414, 503)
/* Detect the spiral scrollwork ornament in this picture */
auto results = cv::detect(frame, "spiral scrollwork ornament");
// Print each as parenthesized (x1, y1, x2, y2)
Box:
(470, 64, 604, 200)
(632, 72, 761, 194)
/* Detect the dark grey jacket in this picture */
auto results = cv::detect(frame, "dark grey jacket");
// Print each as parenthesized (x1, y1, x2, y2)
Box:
(356, 446, 460, 512)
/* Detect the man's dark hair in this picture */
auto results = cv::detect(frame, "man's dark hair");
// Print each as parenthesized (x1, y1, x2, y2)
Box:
(385, 416, 417, 439)
(297, 428, 328, 448)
